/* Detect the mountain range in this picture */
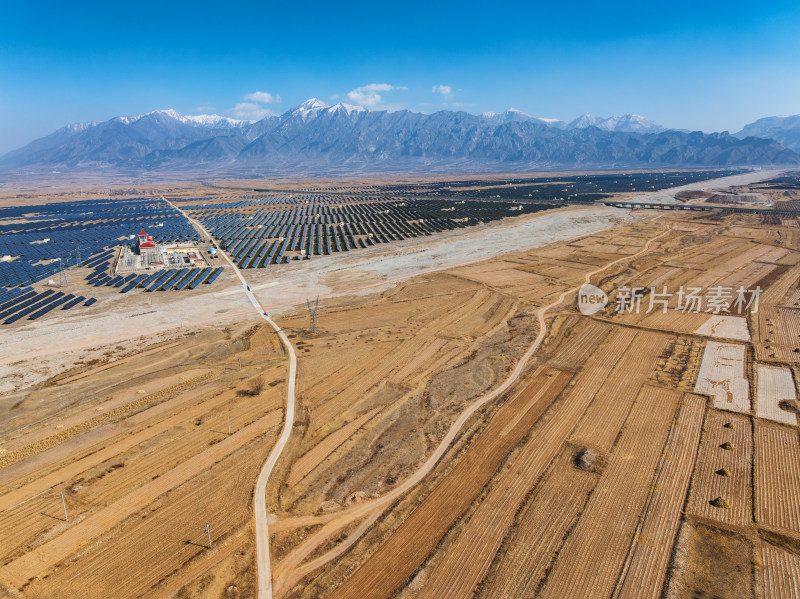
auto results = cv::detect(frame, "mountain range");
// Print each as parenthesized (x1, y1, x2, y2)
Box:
(480, 110, 666, 134)
(2, 99, 798, 175)
(734, 115, 800, 153)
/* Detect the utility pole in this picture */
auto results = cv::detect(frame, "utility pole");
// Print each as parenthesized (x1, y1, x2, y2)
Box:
(227, 413, 231, 435)
(61, 492, 68, 522)
(204, 524, 212, 549)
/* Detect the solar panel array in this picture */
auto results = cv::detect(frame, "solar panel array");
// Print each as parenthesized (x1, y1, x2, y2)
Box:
(0, 197, 199, 289)
(0, 197, 221, 324)
(89, 266, 226, 293)
(184, 195, 556, 269)
(0, 287, 96, 325)
(373, 170, 733, 197)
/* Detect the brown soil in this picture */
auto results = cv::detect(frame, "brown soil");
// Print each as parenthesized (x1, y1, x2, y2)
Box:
(665, 523, 753, 599)
(6, 179, 800, 599)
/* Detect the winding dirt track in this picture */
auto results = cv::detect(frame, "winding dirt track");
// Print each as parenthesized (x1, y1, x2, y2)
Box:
(272, 221, 671, 596)
(165, 198, 296, 599)
(173, 198, 666, 597)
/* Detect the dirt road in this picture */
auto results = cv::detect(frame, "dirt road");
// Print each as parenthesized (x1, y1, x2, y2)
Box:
(271, 221, 672, 595)
(165, 198, 296, 599)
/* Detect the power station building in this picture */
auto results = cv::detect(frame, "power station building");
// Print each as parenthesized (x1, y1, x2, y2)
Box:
(115, 228, 208, 274)
(137, 229, 157, 264)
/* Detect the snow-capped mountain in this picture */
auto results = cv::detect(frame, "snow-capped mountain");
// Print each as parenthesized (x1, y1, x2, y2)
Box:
(178, 113, 252, 128)
(1, 100, 797, 173)
(290, 98, 332, 120)
(101, 109, 250, 128)
(328, 103, 367, 116)
(0, 109, 253, 168)
(286, 99, 369, 122)
(567, 113, 665, 133)
(735, 115, 800, 152)
(567, 114, 605, 129)
(482, 109, 565, 128)
(598, 114, 665, 133)
(479, 109, 663, 132)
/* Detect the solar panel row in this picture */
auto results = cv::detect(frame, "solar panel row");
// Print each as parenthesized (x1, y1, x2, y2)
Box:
(0, 287, 98, 325)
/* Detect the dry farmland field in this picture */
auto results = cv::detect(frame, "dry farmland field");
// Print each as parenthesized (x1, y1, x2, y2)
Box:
(2, 172, 800, 599)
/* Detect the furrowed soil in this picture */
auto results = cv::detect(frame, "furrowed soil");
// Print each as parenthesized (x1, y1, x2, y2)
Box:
(5, 178, 800, 599)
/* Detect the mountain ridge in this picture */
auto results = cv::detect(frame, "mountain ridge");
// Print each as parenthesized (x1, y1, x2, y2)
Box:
(735, 115, 800, 152)
(2, 101, 798, 174)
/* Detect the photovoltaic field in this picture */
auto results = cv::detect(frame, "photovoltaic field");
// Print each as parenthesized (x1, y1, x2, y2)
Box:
(178, 195, 557, 269)
(0, 197, 209, 326)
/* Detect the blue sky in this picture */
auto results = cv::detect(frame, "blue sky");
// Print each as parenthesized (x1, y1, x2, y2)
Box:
(1, 0, 800, 154)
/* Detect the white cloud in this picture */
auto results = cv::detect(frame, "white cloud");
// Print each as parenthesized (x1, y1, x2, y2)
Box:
(229, 102, 277, 121)
(244, 91, 281, 104)
(194, 104, 216, 113)
(228, 90, 281, 120)
(432, 84, 452, 96)
(347, 83, 407, 107)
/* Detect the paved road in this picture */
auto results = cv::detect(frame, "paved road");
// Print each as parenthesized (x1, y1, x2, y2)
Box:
(164, 197, 295, 599)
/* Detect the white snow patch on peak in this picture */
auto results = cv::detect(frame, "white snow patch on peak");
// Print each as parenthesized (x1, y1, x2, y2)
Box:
(329, 102, 366, 115)
(568, 114, 603, 128)
(105, 109, 251, 128)
(595, 114, 664, 133)
(289, 98, 334, 121)
(113, 114, 141, 125)
(297, 98, 331, 111)
(181, 114, 251, 127)
(567, 113, 663, 133)
(482, 109, 531, 121)
(482, 108, 564, 127)
(289, 98, 333, 120)
(152, 108, 183, 119)
(120, 109, 181, 123)
(64, 121, 98, 132)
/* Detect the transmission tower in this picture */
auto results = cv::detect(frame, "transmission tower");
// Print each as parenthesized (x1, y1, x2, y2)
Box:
(306, 296, 320, 334)
(58, 259, 68, 288)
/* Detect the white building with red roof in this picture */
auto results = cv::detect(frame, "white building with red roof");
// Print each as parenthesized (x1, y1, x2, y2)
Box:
(137, 229, 156, 250)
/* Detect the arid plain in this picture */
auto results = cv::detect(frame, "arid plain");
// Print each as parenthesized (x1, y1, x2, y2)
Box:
(1, 171, 799, 599)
